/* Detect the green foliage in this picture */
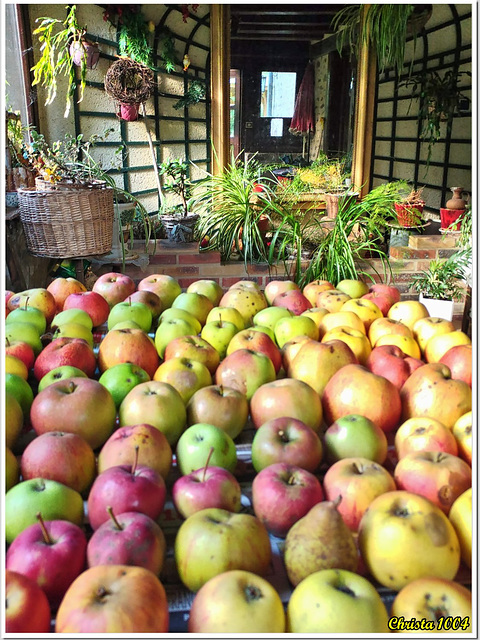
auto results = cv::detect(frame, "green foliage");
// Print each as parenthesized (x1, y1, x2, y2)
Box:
(159, 29, 179, 73)
(117, 8, 153, 66)
(31, 5, 88, 117)
(410, 249, 471, 301)
(158, 159, 192, 216)
(173, 80, 206, 110)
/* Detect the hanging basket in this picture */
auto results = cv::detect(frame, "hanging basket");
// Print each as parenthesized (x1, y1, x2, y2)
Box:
(105, 58, 154, 106)
(17, 184, 114, 259)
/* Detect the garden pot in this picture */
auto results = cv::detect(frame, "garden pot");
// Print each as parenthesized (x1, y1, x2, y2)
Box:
(439, 208, 465, 232)
(325, 192, 359, 219)
(394, 202, 425, 227)
(419, 293, 454, 321)
(161, 213, 199, 243)
(70, 40, 100, 69)
(118, 103, 141, 122)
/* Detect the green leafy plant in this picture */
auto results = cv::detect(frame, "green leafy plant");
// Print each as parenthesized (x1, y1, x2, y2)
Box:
(102, 5, 154, 66)
(332, 4, 431, 76)
(158, 159, 193, 217)
(174, 80, 206, 110)
(410, 249, 471, 301)
(31, 5, 91, 117)
(292, 153, 351, 193)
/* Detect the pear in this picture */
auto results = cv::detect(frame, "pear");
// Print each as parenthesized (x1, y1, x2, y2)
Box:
(284, 497, 358, 586)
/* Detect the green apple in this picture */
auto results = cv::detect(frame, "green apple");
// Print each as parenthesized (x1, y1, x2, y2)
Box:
(53, 322, 94, 348)
(6, 391, 23, 451)
(99, 362, 151, 409)
(155, 317, 199, 358)
(5, 373, 34, 417)
(5, 447, 20, 492)
(336, 279, 370, 299)
(6, 305, 47, 336)
(107, 300, 153, 333)
(249, 325, 276, 343)
(4, 323, 43, 356)
(108, 320, 142, 331)
(206, 306, 245, 332)
(253, 306, 293, 333)
(51, 308, 93, 331)
(153, 357, 212, 404)
(201, 320, 239, 359)
(176, 423, 238, 475)
(187, 280, 224, 306)
(324, 414, 389, 464)
(38, 366, 88, 392)
(159, 308, 202, 334)
(5, 477, 85, 544)
(274, 315, 319, 348)
(287, 569, 390, 633)
(172, 292, 214, 326)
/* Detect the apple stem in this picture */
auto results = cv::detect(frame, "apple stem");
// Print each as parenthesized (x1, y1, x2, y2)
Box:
(5, 337, 10, 347)
(202, 447, 215, 482)
(132, 445, 139, 475)
(107, 506, 123, 531)
(218, 314, 223, 328)
(218, 384, 224, 396)
(36, 512, 52, 545)
(24, 296, 30, 311)
(353, 461, 364, 475)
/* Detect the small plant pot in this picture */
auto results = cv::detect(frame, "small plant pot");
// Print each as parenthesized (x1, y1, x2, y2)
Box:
(325, 192, 358, 219)
(419, 293, 454, 321)
(70, 40, 100, 69)
(6, 191, 18, 207)
(117, 103, 141, 122)
(440, 208, 465, 232)
(394, 202, 425, 227)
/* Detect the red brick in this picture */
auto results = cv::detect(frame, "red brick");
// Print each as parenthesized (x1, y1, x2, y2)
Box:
(149, 254, 177, 265)
(389, 247, 436, 260)
(220, 276, 262, 288)
(178, 251, 221, 264)
(178, 277, 203, 289)
(248, 263, 272, 274)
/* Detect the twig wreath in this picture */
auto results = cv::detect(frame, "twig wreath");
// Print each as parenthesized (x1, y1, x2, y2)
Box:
(105, 57, 154, 106)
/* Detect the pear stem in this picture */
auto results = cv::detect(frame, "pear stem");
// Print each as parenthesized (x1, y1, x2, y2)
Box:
(132, 445, 139, 475)
(332, 494, 343, 509)
(107, 505, 123, 531)
(36, 512, 52, 545)
(202, 447, 215, 482)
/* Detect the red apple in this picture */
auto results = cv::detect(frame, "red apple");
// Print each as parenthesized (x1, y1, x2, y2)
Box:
(92, 271, 136, 307)
(439, 344, 472, 387)
(97, 423, 172, 480)
(365, 344, 424, 390)
(5, 338, 36, 371)
(172, 448, 242, 518)
(63, 290, 110, 327)
(226, 328, 282, 372)
(87, 450, 167, 530)
(395, 417, 459, 459)
(250, 378, 323, 433)
(322, 364, 402, 433)
(98, 328, 160, 379)
(215, 348, 276, 401)
(6, 514, 87, 609)
(20, 431, 96, 494)
(164, 334, 220, 375)
(137, 273, 182, 309)
(394, 451, 472, 515)
(186, 384, 249, 439)
(361, 291, 395, 315)
(323, 457, 397, 531)
(47, 277, 87, 313)
(30, 377, 117, 450)
(55, 564, 169, 633)
(368, 316, 413, 347)
(5, 570, 51, 633)
(128, 289, 163, 320)
(251, 417, 323, 472)
(368, 283, 401, 303)
(281, 335, 315, 374)
(272, 289, 312, 315)
(264, 279, 300, 305)
(251, 462, 324, 538)
(33, 336, 96, 381)
(87, 508, 166, 575)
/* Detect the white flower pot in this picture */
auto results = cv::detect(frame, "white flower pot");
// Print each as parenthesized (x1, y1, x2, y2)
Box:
(419, 294, 454, 321)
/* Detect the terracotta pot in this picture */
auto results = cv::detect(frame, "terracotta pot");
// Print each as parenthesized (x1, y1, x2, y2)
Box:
(394, 202, 425, 227)
(118, 103, 141, 121)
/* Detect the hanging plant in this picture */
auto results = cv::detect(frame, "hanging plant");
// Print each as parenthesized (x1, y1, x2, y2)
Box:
(181, 4, 199, 23)
(158, 28, 179, 73)
(101, 4, 154, 66)
(105, 57, 154, 120)
(31, 5, 99, 117)
(173, 80, 206, 110)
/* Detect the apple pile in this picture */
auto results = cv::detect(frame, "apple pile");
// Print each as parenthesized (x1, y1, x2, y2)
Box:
(4, 273, 473, 633)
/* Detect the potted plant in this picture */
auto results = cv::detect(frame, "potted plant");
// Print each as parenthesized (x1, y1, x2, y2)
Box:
(394, 187, 425, 228)
(157, 159, 199, 243)
(5, 110, 36, 204)
(31, 5, 100, 118)
(410, 248, 471, 320)
(332, 4, 432, 76)
(401, 69, 471, 170)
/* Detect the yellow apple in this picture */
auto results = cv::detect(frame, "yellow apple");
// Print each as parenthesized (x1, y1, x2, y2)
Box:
(5, 355, 29, 381)
(358, 490, 461, 591)
(412, 316, 455, 355)
(452, 411, 472, 465)
(374, 333, 421, 360)
(341, 298, 383, 330)
(390, 577, 471, 633)
(319, 310, 366, 337)
(316, 289, 351, 312)
(424, 330, 471, 363)
(448, 487, 472, 568)
(388, 300, 429, 330)
(302, 280, 335, 306)
(368, 317, 413, 347)
(206, 306, 245, 332)
(321, 327, 371, 366)
(301, 307, 330, 332)
(395, 417, 458, 459)
(281, 336, 316, 375)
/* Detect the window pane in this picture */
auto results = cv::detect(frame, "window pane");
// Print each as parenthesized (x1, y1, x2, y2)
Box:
(260, 71, 296, 118)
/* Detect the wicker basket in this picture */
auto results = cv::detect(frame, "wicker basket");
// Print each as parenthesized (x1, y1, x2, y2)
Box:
(17, 185, 114, 259)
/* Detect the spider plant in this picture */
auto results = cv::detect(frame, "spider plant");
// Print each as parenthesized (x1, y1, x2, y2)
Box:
(191, 153, 280, 267)
(410, 249, 471, 301)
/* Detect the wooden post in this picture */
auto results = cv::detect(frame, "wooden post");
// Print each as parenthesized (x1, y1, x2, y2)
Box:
(210, 5, 230, 175)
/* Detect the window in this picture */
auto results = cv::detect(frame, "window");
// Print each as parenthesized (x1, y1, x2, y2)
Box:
(260, 71, 296, 118)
